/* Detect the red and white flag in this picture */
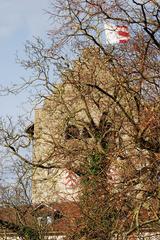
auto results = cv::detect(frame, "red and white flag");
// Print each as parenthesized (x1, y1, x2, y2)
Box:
(104, 23, 130, 45)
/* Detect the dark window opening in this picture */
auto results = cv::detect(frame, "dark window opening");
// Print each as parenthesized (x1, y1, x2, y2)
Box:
(82, 127, 92, 138)
(25, 123, 34, 138)
(65, 125, 80, 139)
(53, 209, 63, 220)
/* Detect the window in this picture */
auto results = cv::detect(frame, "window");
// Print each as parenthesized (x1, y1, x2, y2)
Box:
(65, 125, 80, 139)
(37, 210, 63, 225)
(53, 209, 63, 220)
(82, 127, 92, 138)
(25, 123, 34, 138)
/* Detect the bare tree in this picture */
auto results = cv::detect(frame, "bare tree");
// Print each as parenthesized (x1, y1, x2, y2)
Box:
(0, 0, 159, 239)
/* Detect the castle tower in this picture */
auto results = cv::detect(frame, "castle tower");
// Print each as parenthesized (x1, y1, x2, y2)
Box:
(31, 47, 148, 204)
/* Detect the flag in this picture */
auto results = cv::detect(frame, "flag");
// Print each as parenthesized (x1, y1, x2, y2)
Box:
(104, 23, 130, 45)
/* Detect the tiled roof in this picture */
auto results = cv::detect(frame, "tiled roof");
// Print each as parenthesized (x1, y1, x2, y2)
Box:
(0, 202, 80, 236)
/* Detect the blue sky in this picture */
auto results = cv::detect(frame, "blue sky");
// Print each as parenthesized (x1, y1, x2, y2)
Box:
(0, 0, 52, 183)
(0, 0, 51, 117)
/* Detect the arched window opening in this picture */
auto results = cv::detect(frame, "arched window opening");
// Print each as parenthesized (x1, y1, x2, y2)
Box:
(65, 125, 80, 139)
(82, 127, 92, 139)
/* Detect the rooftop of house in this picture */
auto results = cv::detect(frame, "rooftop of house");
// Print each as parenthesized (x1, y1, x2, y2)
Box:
(0, 201, 80, 237)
